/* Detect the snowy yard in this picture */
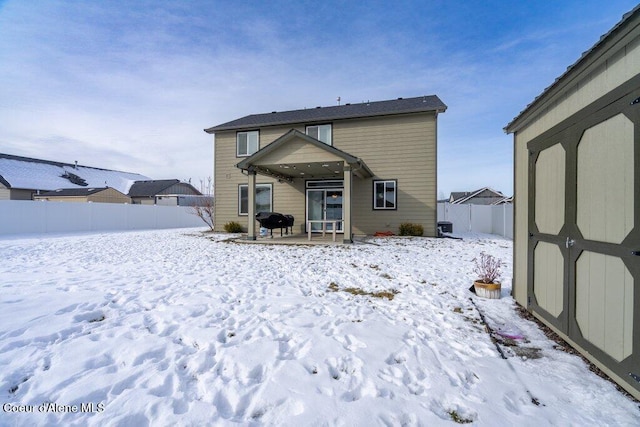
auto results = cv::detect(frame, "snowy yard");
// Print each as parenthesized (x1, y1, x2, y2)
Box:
(1, 229, 638, 426)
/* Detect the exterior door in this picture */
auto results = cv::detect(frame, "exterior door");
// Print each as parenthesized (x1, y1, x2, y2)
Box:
(527, 79, 640, 394)
(306, 189, 343, 232)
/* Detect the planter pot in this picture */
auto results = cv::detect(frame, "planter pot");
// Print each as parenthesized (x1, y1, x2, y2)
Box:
(473, 280, 501, 299)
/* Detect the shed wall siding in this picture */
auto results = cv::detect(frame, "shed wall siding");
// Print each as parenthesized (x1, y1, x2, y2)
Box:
(510, 12, 640, 399)
(512, 28, 640, 308)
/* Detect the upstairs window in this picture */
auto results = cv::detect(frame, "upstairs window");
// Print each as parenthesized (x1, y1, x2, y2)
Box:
(306, 124, 332, 145)
(374, 180, 397, 210)
(237, 131, 259, 157)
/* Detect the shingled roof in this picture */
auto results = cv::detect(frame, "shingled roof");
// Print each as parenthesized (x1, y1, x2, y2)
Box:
(205, 95, 447, 133)
(127, 179, 181, 197)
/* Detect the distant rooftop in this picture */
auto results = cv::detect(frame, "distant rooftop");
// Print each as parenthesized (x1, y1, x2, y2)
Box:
(205, 95, 447, 133)
(0, 153, 151, 194)
(37, 187, 112, 197)
(128, 179, 181, 197)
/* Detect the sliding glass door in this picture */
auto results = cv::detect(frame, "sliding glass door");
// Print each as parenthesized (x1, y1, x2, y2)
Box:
(306, 188, 343, 232)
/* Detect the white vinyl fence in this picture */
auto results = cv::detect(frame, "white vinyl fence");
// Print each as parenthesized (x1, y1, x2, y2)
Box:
(437, 202, 513, 239)
(0, 201, 204, 236)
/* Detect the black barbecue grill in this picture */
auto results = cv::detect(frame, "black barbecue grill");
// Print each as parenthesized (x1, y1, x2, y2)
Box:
(255, 212, 294, 236)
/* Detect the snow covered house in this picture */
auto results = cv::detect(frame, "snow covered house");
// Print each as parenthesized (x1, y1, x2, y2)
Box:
(205, 95, 447, 242)
(33, 187, 131, 204)
(505, 5, 640, 399)
(0, 153, 150, 200)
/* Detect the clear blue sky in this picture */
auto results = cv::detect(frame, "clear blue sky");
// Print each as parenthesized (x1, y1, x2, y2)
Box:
(0, 1, 637, 196)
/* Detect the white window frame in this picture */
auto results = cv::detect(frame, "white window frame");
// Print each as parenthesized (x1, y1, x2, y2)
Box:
(305, 124, 332, 145)
(373, 180, 397, 210)
(238, 183, 273, 215)
(236, 130, 259, 157)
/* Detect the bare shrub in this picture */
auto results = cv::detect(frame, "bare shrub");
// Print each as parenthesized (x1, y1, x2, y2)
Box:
(190, 199, 214, 231)
(472, 252, 502, 284)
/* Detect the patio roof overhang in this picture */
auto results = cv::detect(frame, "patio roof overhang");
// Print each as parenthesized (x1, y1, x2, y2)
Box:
(236, 129, 373, 181)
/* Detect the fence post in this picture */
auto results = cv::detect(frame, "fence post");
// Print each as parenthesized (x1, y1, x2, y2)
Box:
(503, 203, 506, 237)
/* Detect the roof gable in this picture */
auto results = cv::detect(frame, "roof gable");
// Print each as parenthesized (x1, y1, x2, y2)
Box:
(237, 129, 359, 169)
(206, 95, 447, 133)
(236, 129, 373, 180)
(450, 187, 505, 204)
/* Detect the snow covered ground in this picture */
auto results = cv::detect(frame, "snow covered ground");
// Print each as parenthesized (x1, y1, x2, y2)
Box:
(1, 229, 638, 426)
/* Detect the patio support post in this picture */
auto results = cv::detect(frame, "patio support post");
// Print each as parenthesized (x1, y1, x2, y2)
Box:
(247, 169, 257, 240)
(343, 165, 352, 243)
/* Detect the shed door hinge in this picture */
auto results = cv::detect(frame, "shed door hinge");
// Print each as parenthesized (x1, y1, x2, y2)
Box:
(630, 372, 640, 383)
(631, 96, 640, 105)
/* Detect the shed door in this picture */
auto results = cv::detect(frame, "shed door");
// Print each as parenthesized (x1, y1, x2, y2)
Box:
(527, 79, 640, 394)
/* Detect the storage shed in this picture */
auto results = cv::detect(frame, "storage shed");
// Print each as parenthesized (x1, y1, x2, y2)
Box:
(505, 6, 639, 399)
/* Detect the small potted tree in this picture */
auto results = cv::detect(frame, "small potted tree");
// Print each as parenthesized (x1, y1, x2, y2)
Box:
(472, 252, 503, 299)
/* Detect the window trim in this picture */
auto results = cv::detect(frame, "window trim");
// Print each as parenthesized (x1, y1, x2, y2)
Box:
(305, 123, 332, 146)
(373, 179, 397, 210)
(236, 130, 260, 157)
(238, 183, 273, 216)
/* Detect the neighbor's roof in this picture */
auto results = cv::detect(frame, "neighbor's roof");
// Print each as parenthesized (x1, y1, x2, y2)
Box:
(449, 187, 505, 204)
(0, 153, 151, 194)
(127, 179, 202, 197)
(205, 95, 447, 133)
(37, 187, 113, 197)
(128, 179, 181, 197)
(505, 4, 640, 133)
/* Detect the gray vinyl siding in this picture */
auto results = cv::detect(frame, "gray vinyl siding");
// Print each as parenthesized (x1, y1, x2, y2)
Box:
(7, 189, 34, 200)
(213, 112, 437, 236)
(0, 187, 9, 200)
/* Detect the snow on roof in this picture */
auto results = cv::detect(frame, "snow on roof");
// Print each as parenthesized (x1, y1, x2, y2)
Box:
(0, 154, 151, 194)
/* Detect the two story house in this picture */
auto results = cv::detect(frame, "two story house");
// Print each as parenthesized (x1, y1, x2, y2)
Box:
(205, 95, 447, 243)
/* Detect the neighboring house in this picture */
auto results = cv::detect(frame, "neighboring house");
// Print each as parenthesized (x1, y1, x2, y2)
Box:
(0, 153, 150, 200)
(448, 187, 507, 205)
(128, 179, 202, 205)
(490, 196, 512, 205)
(505, 5, 639, 399)
(33, 187, 131, 204)
(205, 95, 447, 242)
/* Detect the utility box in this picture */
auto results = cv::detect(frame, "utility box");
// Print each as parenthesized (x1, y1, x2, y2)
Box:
(438, 221, 453, 233)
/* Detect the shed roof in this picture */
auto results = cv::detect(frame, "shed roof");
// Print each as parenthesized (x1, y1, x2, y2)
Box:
(505, 4, 640, 132)
(205, 95, 447, 133)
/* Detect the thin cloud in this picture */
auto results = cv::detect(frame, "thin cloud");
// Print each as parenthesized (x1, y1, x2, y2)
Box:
(0, 0, 636, 196)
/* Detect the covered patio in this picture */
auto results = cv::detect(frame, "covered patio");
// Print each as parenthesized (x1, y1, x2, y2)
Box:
(236, 129, 373, 244)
